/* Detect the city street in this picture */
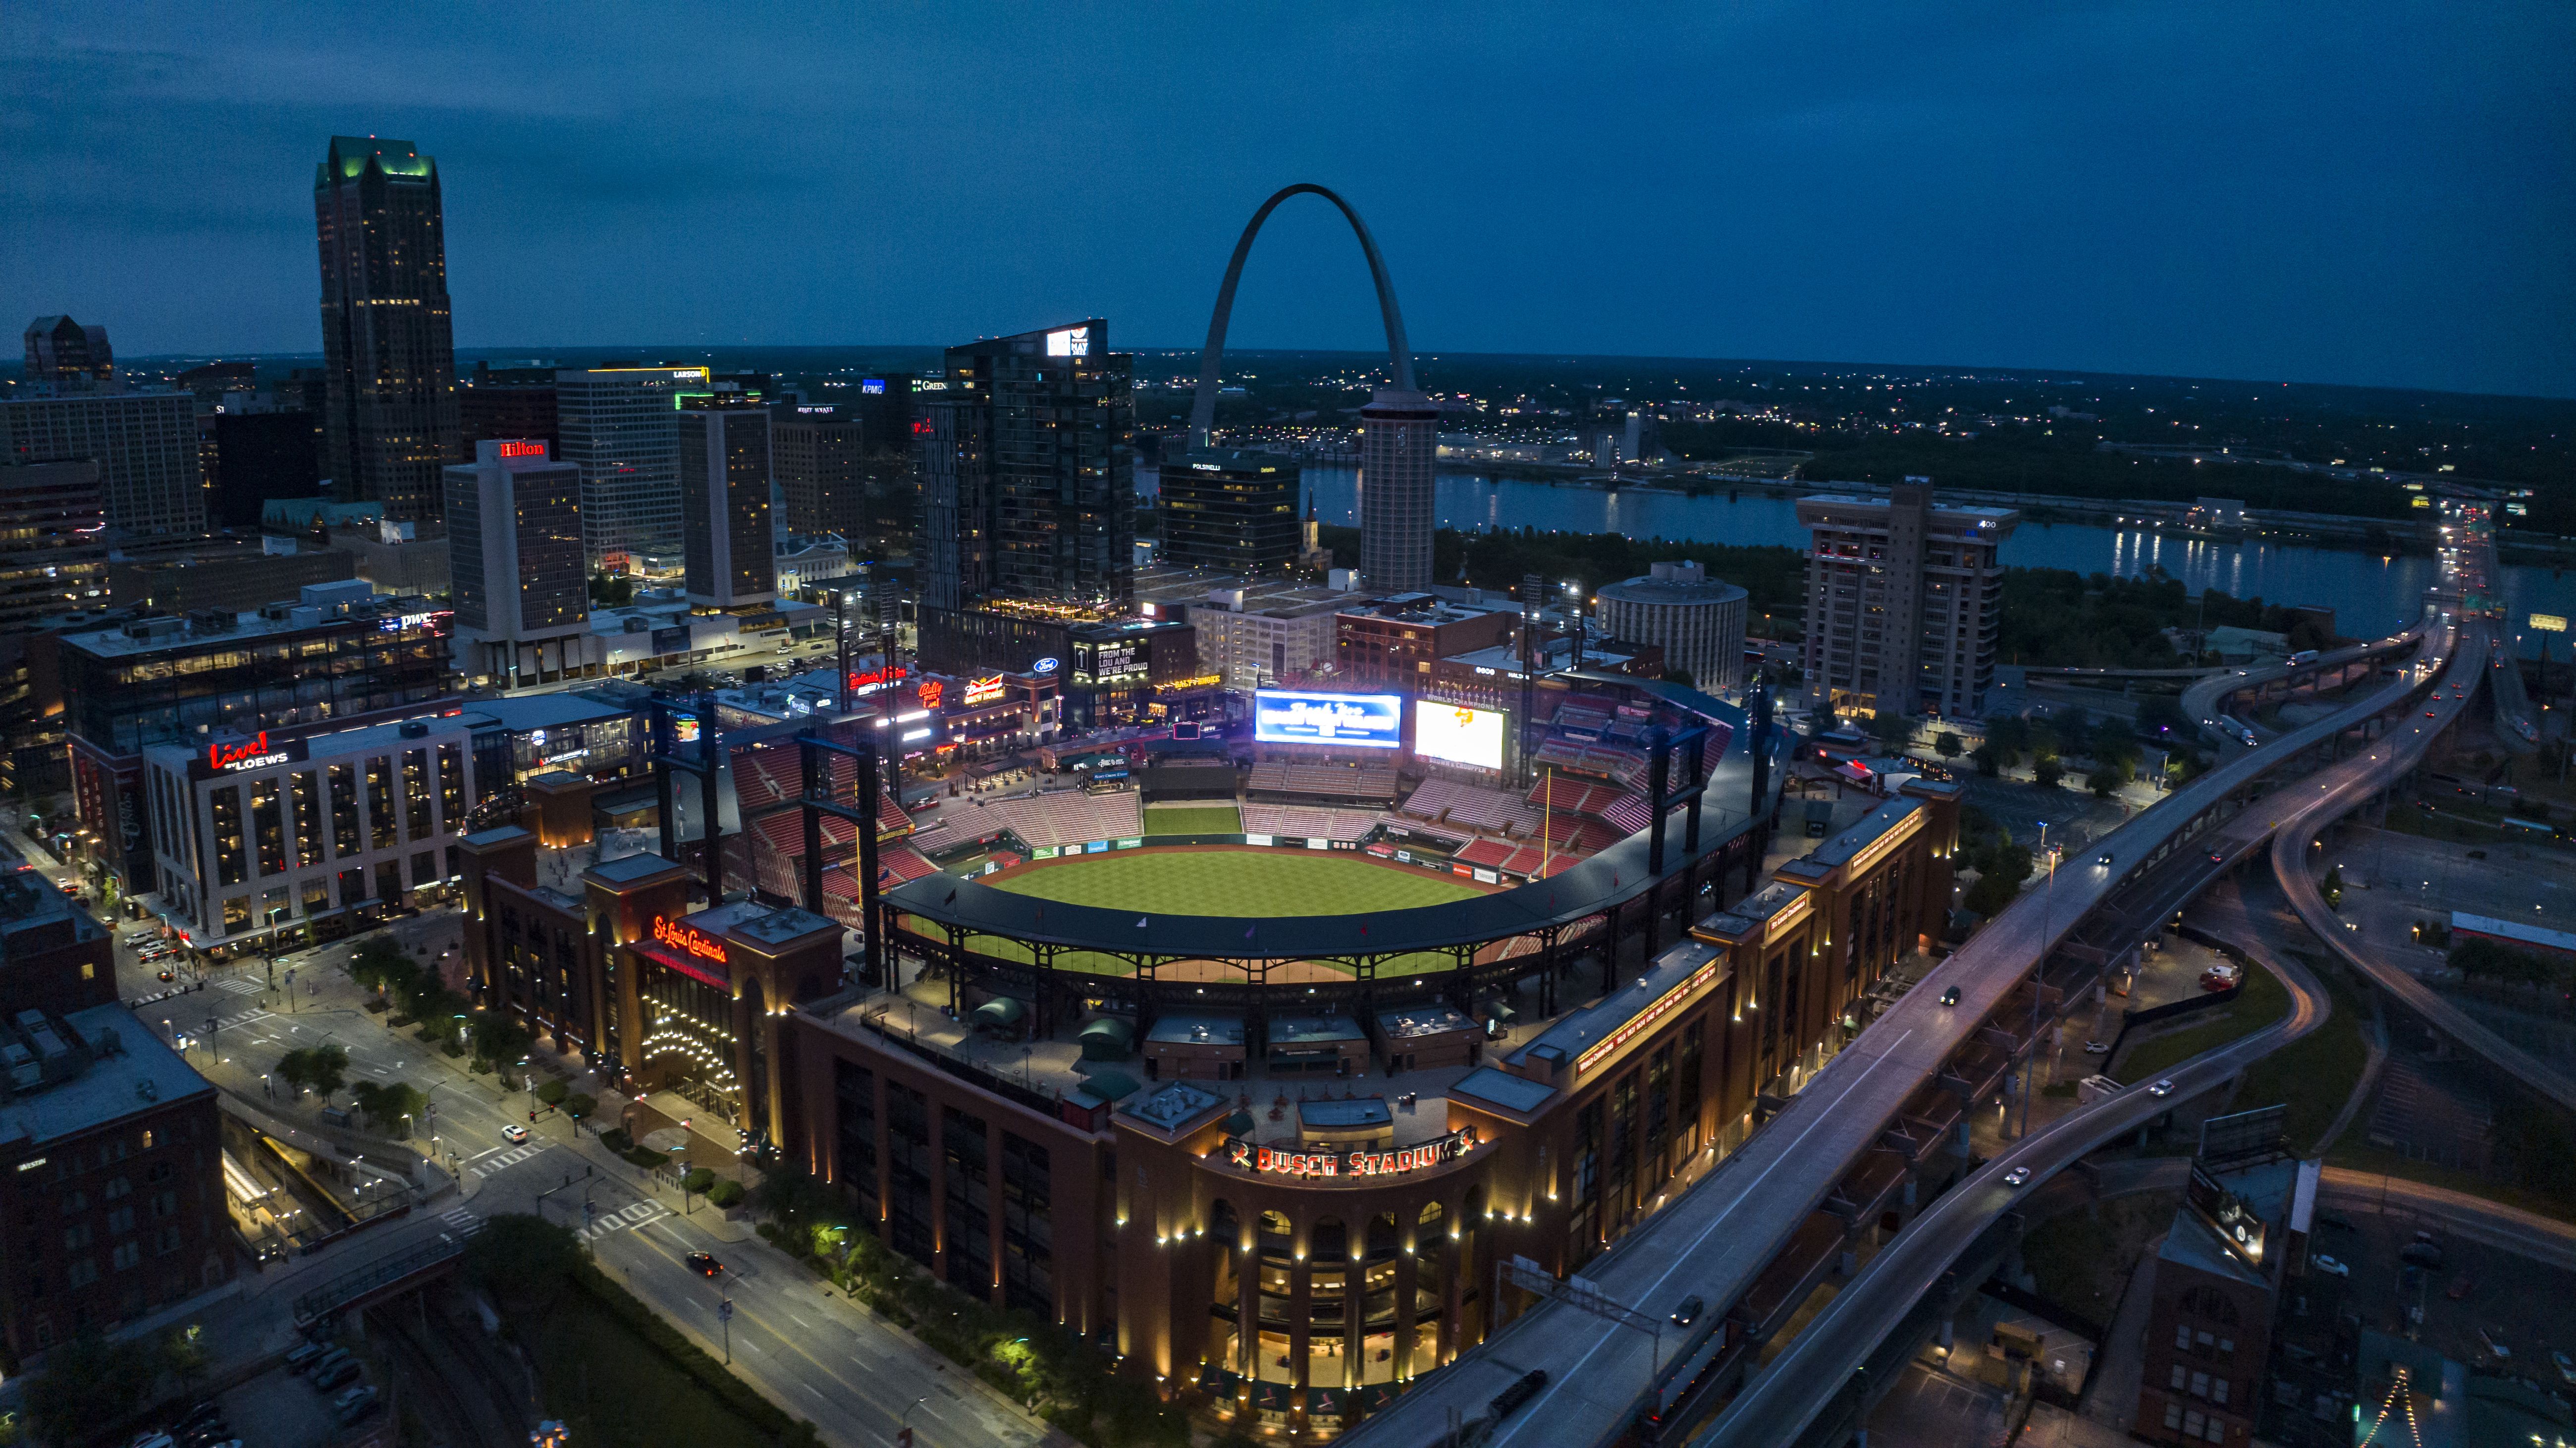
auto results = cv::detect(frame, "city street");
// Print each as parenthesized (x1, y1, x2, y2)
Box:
(107, 909, 1065, 1448)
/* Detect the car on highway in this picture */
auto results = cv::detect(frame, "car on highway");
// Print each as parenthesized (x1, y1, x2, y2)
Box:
(1939, 985, 1960, 1006)
(2095, 851, 2114, 866)
(2208, 851, 2225, 864)
(2147, 1079, 2175, 1097)
(502, 1123, 530, 1144)
(2478, 1326, 2511, 1361)
(1670, 1294, 1704, 1327)
(2310, 1254, 2350, 1277)
(2083, 1040, 2110, 1054)
(2425, 710, 2437, 718)
(2003, 1167, 2031, 1187)
(687, 1251, 724, 1277)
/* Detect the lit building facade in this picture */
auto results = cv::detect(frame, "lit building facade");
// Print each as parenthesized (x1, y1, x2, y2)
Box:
(1596, 561, 1749, 692)
(445, 439, 589, 688)
(555, 366, 710, 565)
(1358, 391, 1438, 594)
(679, 394, 776, 610)
(1797, 480, 2018, 719)
(314, 136, 459, 523)
(1160, 448, 1301, 576)
(0, 387, 204, 536)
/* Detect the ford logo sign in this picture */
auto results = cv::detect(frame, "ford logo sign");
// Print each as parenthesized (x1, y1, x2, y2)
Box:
(1032, 657, 1060, 674)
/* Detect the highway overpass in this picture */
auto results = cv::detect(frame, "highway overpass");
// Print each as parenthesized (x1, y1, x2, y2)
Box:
(1345, 615, 2461, 1448)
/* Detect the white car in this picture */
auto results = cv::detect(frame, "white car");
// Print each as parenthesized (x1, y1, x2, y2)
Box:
(501, 1124, 530, 1144)
(2002, 1167, 2031, 1187)
(2147, 1079, 2175, 1098)
(2083, 1040, 2111, 1055)
(2311, 1254, 2350, 1278)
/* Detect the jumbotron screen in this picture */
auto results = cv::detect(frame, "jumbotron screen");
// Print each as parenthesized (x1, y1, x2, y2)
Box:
(1413, 700, 1507, 770)
(1252, 690, 1404, 749)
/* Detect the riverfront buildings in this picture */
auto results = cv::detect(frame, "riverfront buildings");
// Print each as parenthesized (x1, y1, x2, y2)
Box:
(1357, 390, 1438, 593)
(314, 136, 459, 522)
(1597, 561, 1749, 693)
(1160, 448, 1301, 576)
(1796, 479, 2017, 720)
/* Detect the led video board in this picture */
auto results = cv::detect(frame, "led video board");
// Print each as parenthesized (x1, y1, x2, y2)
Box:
(1253, 690, 1403, 749)
(1413, 701, 1506, 770)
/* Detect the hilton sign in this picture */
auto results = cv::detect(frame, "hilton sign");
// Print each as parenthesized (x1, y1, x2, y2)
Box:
(1222, 1125, 1479, 1180)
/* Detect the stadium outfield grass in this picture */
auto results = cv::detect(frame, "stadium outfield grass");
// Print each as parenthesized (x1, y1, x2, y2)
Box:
(1140, 804, 1244, 835)
(965, 849, 1485, 976)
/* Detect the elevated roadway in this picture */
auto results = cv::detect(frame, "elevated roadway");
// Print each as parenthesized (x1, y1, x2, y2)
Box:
(2270, 626, 2576, 1115)
(2184, 627, 2427, 752)
(1694, 612, 2482, 1448)
(1346, 616, 2456, 1448)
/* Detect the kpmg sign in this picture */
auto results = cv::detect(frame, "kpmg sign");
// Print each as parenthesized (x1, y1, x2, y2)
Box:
(1253, 690, 1403, 749)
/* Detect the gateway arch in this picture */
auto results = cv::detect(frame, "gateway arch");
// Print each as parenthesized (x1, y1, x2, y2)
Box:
(1187, 185, 1435, 593)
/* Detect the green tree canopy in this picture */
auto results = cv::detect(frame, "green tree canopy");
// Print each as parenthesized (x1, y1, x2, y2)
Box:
(276, 1043, 350, 1102)
(346, 936, 420, 999)
(464, 1213, 585, 1322)
(350, 1080, 428, 1134)
(24, 1329, 154, 1447)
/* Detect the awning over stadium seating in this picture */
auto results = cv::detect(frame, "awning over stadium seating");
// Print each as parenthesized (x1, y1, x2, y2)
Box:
(970, 996, 1024, 1030)
(1078, 1016, 1135, 1060)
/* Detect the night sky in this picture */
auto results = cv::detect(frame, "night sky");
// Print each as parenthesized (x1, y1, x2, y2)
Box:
(3, 3, 2570, 396)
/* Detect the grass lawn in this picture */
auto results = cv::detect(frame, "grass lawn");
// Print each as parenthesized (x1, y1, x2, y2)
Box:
(2230, 952, 2373, 1154)
(963, 850, 1485, 977)
(2021, 1193, 2179, 1318)
(1143, 804, 1242, 835)
(2114, 961, 2291, 1085)
(535, 1279, 785, 1448)
(2325, 1140, 2576, 1226)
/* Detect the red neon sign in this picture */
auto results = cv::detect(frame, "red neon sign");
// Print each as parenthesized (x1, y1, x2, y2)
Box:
(916, 681, 944, 709)
(847, 665, 910, 693)
(650, 914, 727, 966)
(496, 440, 547, 458)
(207, 732, 275, 773)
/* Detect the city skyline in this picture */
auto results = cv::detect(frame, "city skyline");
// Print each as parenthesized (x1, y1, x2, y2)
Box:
(2, 5, 2570, 398)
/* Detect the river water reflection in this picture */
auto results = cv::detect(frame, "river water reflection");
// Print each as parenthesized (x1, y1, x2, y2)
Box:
(1145, 465, 2576, 657)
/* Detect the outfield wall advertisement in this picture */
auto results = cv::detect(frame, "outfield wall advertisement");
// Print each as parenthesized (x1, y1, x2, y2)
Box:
(1412, 701, 1507, 770)
(1253, 690, 1404, 749)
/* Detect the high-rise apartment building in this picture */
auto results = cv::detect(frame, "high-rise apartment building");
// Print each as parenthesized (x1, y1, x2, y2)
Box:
(679, 394, 776, 610)
(1596, 561, 1749, 692)
(1160, 448, 1300, 575)
(1358, 389, 1438, 592)
(1796, 479, 2018, 719)
(772, 377, 917, 565)
(444, 440, 588, 687)
(555, 365, 709, 565)
(21, 316, 113, 384)
(313, 136, 459, 523)
(920, 321, 1132, 614)
(0, 388, 205, 535)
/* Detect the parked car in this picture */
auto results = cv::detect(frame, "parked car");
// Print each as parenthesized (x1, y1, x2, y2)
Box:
(1670, 1294, 1703, 1328)
(301, 1347, 350, 1379)
(2310, 1254, 2350, 1278)
(331, 1384, 379, 1418)
(285, 1339, 329, 1369)
(310, 1356, 362, 1391)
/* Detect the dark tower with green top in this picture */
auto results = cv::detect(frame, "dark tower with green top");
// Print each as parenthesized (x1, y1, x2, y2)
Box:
(315, 135, 459, 523)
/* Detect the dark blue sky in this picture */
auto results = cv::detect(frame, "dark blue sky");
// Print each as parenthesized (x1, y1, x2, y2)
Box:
(4, 3, 2571, 396)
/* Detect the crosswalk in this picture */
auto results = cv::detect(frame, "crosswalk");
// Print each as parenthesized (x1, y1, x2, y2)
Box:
(468, 1144, 547, 1178)
(440, 1207, 484, 1238)
(216, 977, 266, 996)
(575, 1199, 668, 1242)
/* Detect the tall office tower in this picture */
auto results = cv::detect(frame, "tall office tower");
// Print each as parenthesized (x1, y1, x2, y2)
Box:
(458, 361, 560, 454)
(444, 439, 588, 687)
(0, 387, 204, 535)
(1160, 447, 1300, 575)
(21, 315, 112, 384)
(1358, 389, 1438, 592)
(314, 135, 459, 523)
(921, 321, 1133, 611)
(554, 365, 708, 565)
(1796, 477, 2019, 719)
(769, 402, 864, 540)
(678, 393, 776, 609)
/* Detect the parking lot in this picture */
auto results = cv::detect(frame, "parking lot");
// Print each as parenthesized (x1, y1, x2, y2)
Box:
(2305, 1204, 2576, 1386)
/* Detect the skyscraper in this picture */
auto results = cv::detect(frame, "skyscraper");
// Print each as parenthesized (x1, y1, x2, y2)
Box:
(444, 439, 588, 687)
(679, 393, 776, 609)
(1797, 479, 2018, 719)
(771, 373, 915, 562)
(555, 365, 708, 566)
(21, 316, 112, 384)
(314, 135, 459, 523)
(1358, 389, 1438, 592)
(919, 321, 1132, 613)
(0, 388, 204, 535)
(1160, 447, 1300, 575)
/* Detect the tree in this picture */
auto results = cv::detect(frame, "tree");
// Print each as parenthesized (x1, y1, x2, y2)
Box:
(276, 1044, 350, 1103)
(467, 1011, 533, 1068)
(23, 1329, 153, 1447)
(566, 1092, 597, 1120)
(1961, 870, 2020, 918)
(350, 1080, 428, 1134)
(1868, 710, 1912, 752)
(346, 935, 419, 999)
(2088, 756, 2134, 798)
(160, 1323, 209, 1395)
(588, 572, 636, 607)
(1969, 743, 2002, 778)
(536, 1077, 569, 1107)
(2136, 693, 2191, 739)
(1932, 731, 1962, 761)
(465, 1213, 585, 1322)
(2322, 866, 2344, 910)
(2033, 754, 2065, 789)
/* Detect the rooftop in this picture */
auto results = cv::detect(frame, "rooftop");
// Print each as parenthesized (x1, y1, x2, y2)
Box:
(0, 1005, 213, 1153)
(459, 691, 641, 734)
(586, 850, 688, 886)
(2157, 1210, 2269, 1289)
(1373, 1003, 1476, 1041)
(1147, 1012, 1246, 1047)
(1509, 937, 1727, 1077)
(1299, 1098, 1392, 1129)
(1450, 1066, 1557, 1119)
(1777, 795, 1923, 880)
